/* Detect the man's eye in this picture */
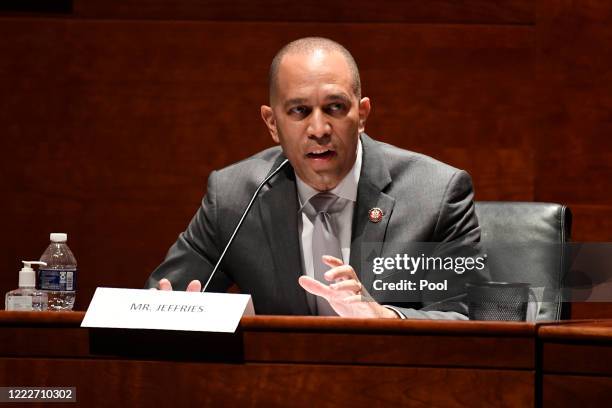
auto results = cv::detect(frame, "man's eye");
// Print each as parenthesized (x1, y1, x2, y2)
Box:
(289, 106, 310, 116)
(326, 103, 346, 113)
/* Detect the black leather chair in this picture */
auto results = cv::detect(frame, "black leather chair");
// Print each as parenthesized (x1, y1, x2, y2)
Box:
(474, 202, 572, 321)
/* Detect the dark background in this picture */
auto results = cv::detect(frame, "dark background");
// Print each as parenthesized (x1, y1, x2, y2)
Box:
(1, 1, 610, 316)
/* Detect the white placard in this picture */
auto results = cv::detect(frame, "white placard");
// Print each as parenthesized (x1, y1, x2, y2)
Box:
(81, 287, 254, 333)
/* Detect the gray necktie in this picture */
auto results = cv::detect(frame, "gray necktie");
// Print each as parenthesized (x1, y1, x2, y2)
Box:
(309, 193, 342, 316)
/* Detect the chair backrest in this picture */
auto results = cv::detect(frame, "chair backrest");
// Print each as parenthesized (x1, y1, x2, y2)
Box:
(474, 202, 572, 321)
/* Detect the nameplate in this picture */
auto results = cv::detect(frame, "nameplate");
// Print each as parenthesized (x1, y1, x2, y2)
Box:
(81, 287, 254, 333)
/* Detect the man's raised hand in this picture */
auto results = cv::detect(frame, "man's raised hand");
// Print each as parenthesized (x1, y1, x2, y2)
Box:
(298, 255, 398, 318)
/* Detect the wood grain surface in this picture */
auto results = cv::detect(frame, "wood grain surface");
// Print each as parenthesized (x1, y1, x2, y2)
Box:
(0, 313, 537, 406)
(543, 375, 612, 408)
(71, 0, 535, 24)
(0, 358, 534, 407)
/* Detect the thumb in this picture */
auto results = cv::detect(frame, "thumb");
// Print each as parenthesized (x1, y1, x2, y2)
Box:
(186, 280, 202, 292)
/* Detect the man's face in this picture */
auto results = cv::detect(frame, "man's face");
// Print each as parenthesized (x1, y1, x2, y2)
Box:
(261, 49, 371, 191)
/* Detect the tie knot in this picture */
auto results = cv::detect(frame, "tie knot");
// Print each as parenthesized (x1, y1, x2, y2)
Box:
(309, 192, 339, 214)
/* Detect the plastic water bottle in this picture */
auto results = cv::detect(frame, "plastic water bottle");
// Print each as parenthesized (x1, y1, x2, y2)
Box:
(38, 233, 77, 311)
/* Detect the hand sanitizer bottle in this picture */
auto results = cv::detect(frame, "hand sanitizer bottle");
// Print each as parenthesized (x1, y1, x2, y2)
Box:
(5, 261, 49, 311)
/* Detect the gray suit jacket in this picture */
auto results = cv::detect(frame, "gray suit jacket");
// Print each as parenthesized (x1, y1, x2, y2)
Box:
(146, 134, 488, 318)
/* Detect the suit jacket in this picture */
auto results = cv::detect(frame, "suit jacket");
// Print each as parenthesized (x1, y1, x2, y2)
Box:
(145, 134, 488, 318)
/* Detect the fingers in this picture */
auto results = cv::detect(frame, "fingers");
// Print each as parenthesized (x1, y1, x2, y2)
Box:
(324, 264, 358, 282)
(303, 275, 363, 297)
(157, 279, 201, 292)
(300, 257, 388, 318)
(186, 280, 202, 292)
(330, 279, 362, 293)
(322, 255, 344, 268)
(301, 258, 367, 316)
(298, 276, 332, 298)
(158, 278, 173, 291)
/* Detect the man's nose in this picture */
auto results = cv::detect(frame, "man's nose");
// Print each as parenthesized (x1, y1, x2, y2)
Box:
(307, 109, 332, 139)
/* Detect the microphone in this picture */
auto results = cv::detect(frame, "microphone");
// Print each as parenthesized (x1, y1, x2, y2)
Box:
(202, 158, 290, 292)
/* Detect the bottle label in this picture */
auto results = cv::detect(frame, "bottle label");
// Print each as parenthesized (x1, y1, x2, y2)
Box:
(6, 296, 33, 311)
(38, 269, 77, 291)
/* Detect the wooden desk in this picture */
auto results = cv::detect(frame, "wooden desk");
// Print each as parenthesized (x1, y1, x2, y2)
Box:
(539, 320, 612, 407)
(0, 311, 535, 407)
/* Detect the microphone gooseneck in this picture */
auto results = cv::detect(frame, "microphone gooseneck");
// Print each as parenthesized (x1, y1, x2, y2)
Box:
(202, 158, 290, 292)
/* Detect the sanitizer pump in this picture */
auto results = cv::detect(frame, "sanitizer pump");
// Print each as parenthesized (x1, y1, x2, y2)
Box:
(5, 261, 49, 311)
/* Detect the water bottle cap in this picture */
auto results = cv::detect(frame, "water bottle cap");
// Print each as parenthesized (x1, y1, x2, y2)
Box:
(50, 233, 67, 242)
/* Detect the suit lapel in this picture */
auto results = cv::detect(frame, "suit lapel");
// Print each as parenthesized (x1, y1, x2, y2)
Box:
(350, 134, 395, 280)
(258, 158, 311, 314)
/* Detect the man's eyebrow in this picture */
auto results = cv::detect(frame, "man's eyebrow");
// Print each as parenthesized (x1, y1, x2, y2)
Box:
(324, 93, 351, 102)
(283, 98, 308, 109)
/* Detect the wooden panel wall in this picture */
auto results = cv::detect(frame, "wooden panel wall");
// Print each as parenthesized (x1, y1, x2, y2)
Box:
(0, 1, 611, 313)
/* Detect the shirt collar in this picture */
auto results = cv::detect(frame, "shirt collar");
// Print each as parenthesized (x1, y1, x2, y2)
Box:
(296, 138, 362, 210)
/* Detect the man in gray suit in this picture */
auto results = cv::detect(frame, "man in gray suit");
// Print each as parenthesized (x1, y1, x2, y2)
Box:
(146, 37, 488, 319)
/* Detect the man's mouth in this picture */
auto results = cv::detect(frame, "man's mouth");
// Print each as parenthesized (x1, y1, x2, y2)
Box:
(306, 149, 336, 160)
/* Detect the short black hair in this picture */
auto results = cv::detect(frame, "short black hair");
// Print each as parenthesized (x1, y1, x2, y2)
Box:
(268, 37, 361, 104)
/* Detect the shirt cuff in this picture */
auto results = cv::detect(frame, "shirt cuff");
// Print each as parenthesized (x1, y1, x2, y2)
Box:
(383, 305, 406, 319)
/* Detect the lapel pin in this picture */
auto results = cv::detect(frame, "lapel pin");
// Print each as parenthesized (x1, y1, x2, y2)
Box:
(368, 207, 383, 223)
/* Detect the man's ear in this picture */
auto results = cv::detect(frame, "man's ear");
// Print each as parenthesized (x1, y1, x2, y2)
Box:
(358, 97, 371, 133)
(260, 105, 279, 143)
